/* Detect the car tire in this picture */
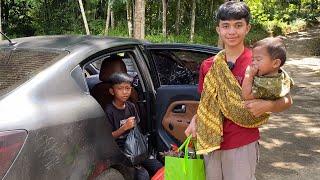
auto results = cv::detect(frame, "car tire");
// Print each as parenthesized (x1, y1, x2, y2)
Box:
(95, 168, 125, 180)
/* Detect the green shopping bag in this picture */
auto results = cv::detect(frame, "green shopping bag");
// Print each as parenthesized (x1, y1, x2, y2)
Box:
(165, 135, 206, 180)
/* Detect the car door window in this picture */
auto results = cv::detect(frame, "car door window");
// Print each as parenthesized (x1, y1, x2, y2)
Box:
(88, 52, 139, 80)
(150, 50, 213, 85)
(71, 65, 89, 93)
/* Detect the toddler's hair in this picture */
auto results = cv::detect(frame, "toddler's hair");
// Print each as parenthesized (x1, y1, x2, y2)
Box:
(253, 37, 287, 66)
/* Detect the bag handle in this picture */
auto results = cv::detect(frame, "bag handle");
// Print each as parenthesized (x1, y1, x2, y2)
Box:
(178, 135, 192, 152)
(178, 135, 200, 159)
(178, 135, 201, 174)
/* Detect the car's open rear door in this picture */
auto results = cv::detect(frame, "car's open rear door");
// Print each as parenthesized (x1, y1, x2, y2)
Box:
(144, 43, 220, 152)
(155, 85, 200, 151)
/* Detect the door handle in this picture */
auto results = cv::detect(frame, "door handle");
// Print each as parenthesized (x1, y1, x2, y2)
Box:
(173, 104, 186, 113)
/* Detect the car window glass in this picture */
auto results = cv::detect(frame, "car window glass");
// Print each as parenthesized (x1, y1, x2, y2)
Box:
(89, 53, 138, 77)
(92, 60, 102, 70)
(172, 51, 212, 77)
(150, 50, 213, 85)
(84, 51, 142, 90)
(0, 48, 68, 96)
(71, 65, 89, 93)
(90, 53, 135, 75)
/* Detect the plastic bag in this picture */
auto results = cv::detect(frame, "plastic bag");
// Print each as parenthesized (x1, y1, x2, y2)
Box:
(123, 127, 148, 165)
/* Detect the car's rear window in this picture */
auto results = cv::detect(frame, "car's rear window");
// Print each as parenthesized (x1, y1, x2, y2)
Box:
(0, 48, 68, 96)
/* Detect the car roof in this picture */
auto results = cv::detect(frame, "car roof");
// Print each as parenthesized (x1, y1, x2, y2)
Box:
(0, 35, 144, 52)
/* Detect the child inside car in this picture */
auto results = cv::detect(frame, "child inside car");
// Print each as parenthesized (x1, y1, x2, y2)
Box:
(105, 72, 163, 180)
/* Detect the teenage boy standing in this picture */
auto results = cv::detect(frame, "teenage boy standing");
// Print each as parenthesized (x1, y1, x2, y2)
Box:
(185, 1, 292, 180)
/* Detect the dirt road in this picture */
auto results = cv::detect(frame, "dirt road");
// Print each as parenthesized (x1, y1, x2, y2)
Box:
(256, 26, 320, 180)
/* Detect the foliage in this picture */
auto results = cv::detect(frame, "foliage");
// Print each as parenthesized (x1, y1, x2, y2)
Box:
(247, 0, 319, 35)
(0, 0, 319, 45)
(246, 23, 269, 45)
(1, 0, 35, 37)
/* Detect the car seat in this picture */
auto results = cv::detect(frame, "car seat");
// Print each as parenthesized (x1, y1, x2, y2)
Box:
(91, 55, 139, 110)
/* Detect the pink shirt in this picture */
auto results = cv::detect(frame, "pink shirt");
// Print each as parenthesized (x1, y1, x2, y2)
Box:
(198, 48, 260, 150)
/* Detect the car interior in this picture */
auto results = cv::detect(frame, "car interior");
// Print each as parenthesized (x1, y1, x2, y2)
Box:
(90, 54, 139, 108)
(81, 50, 155, 179)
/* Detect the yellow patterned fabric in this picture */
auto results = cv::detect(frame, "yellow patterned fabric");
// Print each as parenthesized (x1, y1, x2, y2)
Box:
(196, 50, 269, 154)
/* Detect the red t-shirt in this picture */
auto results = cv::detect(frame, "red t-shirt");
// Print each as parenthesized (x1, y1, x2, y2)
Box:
(198, 48, 260, 150)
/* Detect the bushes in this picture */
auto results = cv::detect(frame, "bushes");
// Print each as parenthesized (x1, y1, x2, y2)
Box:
(2, 0, 318, 46)
(246, 23, 269, 45)
(247, 0, 319, 36)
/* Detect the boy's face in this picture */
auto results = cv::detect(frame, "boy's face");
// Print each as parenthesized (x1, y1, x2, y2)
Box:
(110, 82, 132, 103)
(216, 19, 250, 48)
(252, 46, 280, 76)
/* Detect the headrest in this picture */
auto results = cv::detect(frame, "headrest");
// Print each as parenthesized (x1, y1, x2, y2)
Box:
(99, 55, 127, 82)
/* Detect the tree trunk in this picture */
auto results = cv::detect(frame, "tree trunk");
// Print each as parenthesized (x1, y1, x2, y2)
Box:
(78, 0, 90, 35)
(190, 0, 196, 42)
(134, 0, 145, 39)
(0, 0, 2, 41)
(44, 0, 50, 34)
(175, 0, 181, 35)
(105, 0, 111, 35)
(111, 9, 115, 29)
(210, 0, 214, 19)
(158, 4, 161, 32)
(162, 0, 167, 37)
(126, 0, 133, 37)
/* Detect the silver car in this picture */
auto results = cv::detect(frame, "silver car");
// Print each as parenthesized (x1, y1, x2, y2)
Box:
(0, 35, 219, 179)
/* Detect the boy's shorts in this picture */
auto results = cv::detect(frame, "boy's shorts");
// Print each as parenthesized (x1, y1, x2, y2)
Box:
(203, 141, 259, 180)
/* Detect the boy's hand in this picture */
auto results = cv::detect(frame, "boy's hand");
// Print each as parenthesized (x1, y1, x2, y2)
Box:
(244, 99, 273, 117)
(185, 115, 197, 137)
(245, 64, 258, 77)
(245, 94, 292, 117)
(123, 117, 135, 130)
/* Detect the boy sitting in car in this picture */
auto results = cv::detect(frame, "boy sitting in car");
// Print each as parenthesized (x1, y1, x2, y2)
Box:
(105, 72, 162, 180)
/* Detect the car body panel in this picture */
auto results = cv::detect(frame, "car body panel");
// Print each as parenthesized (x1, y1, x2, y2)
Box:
(144, 43, 221, 54)
(0, 35, 220, 179)
(0, 36, 134, 179)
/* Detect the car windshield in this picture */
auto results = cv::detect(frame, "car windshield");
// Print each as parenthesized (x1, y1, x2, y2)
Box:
(0, 48, 68, 96)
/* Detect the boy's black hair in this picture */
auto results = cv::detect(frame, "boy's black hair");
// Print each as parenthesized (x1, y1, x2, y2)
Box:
(216, 1, 251, 24)
(108, 72, 133, 86)
(253, 37, 287, 66)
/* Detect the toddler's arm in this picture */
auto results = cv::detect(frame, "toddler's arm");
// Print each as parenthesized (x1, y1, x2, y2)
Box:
(242, 65, 258, 100)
